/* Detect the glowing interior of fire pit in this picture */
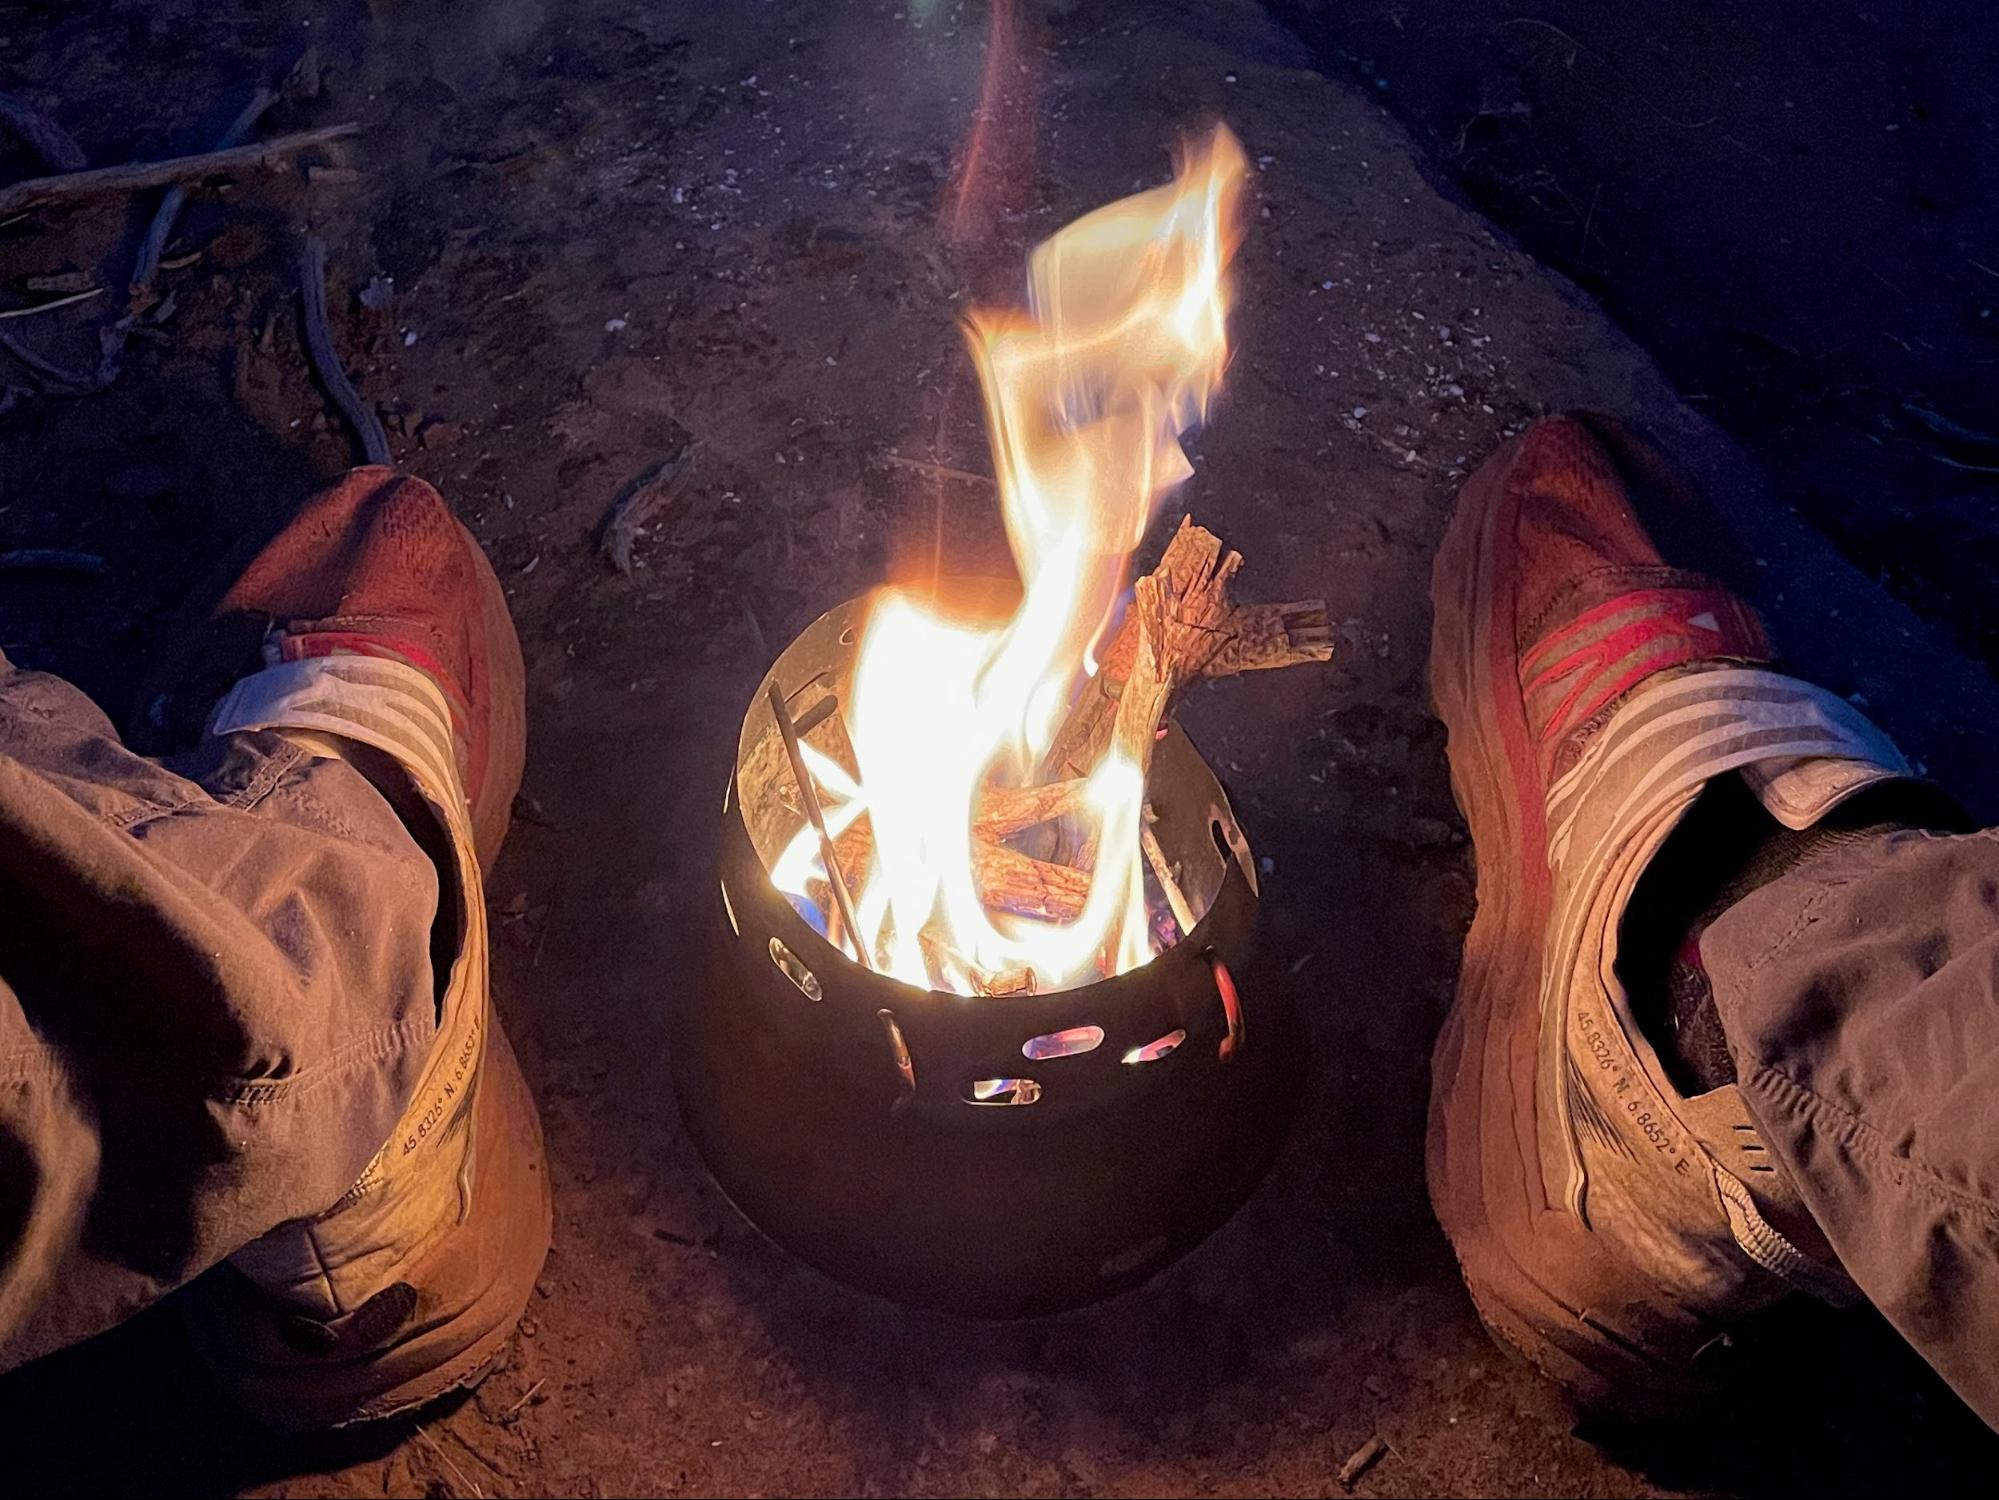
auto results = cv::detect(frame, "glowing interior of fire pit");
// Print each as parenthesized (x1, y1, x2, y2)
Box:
(770, 125, 1249, 996)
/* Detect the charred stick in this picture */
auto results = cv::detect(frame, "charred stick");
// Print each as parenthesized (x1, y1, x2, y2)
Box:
(0, 123, 358, 219)
(103, 48, 324, 386)
(0, 329, 90, 391)
(0, 90, 86, 173)
(769, 681, 874, 969)
(302, 235, 392, 466)
(0, 549, 109, 575)
(130, 88, 272, 303)
(598, 450, 694, 575)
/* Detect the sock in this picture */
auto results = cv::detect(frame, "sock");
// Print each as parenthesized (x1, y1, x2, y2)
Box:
(1622, 776, 1939, 1096)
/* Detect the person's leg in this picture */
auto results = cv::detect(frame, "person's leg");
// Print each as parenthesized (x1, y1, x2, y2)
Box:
(0, 650, 441, 1361)
(1424, 412, 1938, 1417)
(0, 468, 548, 1430)
(1700, 825, 1999, 1426)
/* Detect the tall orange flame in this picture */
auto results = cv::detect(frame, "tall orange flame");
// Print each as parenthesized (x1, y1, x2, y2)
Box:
(778, 125, 1250, 994)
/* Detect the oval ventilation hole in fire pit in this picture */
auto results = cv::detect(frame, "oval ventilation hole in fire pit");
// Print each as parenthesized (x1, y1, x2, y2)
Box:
(1121, 1028, 1187, 1065)
(876, 1008, 916, 1106)
(1021, 1025, 1104, 1060)
(719, 879, 739, 937)
(1210, 810, 1258, 896)
(966, 1077, 1043, 1106)
(768, 937, 822, 1001)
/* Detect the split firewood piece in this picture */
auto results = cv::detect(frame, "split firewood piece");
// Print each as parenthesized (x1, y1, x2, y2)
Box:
(975, 841, 1090, 923)
(1092, 597, 1330, 682)
(830, 821, 1090, 926)
(1045, 517, 1240, 781)
(973, 968, 1038, 997)
(1040, 517, 1330, 781)
(1204, 600, 1334, 676)
(825, 814, 1089, 926)
(972, 778, 1089, 838)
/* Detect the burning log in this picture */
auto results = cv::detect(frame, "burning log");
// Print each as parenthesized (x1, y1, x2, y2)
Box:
(973, 968, 1038, 998)
(1205, 600, 1337, 676)
(1100, 526, 1238, 791)
(794, 518, 1325, 947)
(972, 778, 1090, 838)
(828, 815, 1090, 926)
(1041, 517, 1332, 782)
(974, 840, 1091, 923)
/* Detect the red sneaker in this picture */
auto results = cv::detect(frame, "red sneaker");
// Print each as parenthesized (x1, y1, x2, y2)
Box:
(1426, 414, 1908, 1412)
(175, 467, 548, 1429)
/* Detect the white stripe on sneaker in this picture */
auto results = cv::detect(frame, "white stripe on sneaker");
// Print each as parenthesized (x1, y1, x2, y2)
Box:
(1535, 667, 1905, 1223)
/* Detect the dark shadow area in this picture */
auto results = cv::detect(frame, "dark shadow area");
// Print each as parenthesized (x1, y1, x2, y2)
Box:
(1266, 0, 1999, 675)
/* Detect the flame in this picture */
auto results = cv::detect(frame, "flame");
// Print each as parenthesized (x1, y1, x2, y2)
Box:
(775, 125, 1248, 994)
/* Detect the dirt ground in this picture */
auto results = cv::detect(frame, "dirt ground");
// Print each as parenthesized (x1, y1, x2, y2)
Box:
(1, 2, 1996, 1495)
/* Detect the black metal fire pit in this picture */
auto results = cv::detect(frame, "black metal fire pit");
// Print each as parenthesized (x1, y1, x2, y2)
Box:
(671, 588, 1303, 1317)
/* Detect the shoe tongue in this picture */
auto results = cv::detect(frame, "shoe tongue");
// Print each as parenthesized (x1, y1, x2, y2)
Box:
(1739, 755, 1908, 830)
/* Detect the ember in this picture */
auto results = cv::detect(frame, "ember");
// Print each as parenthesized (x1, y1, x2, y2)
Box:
(769, 124, 1329, 994)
